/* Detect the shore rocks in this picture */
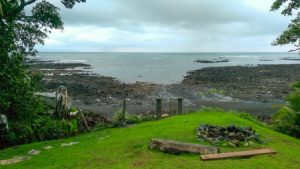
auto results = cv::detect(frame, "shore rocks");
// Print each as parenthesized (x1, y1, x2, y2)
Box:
(30, 60, 291, 117)
(183, 64, 300, 102)
(194, 58, 229, 63)
(196, 124, 262, 147)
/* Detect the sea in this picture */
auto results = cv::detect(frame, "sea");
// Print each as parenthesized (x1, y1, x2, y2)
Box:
(36, 52, 300, 84)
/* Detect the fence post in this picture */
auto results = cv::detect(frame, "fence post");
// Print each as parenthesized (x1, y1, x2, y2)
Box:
(169, 98, 177, 115)
(177, 98, 183, 114)
(156, 98, 162, 120)
(122, 98, 126, 121)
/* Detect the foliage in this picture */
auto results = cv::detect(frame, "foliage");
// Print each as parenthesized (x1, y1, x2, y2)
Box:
(271, 0, 300, 51)
(1, 115, 78, 148)
(198, 88, 225, 97)
(1, 110, 300, 168)
(112, 110, 126, 127)
(272, 82, 300, 138)
(0, 0, 85, 146)
(112, 110, 143, 127)
(126, 114, 142, 124)
(69, 107, 78, 113)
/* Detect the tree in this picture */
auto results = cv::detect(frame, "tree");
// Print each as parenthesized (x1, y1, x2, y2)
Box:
(271, 0, 300, 51)
(0, 0, 85, 121)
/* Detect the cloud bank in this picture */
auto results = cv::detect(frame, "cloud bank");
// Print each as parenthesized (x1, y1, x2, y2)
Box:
(37, 0, 292, 52)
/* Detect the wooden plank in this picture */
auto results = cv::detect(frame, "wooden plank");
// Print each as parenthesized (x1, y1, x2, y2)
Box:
(200, 148, 276, 160)
(149, 138, 219, 155)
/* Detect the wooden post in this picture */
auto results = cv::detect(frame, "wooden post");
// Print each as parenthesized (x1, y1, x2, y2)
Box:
(122, 98, 126, 121)
(169, 98, 177, 115)
(177, 98, 183, 114)
(156, 98, 162, 120)
(80, 111, 90, 131)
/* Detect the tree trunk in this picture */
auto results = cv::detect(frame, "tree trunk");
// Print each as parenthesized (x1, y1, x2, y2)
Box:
(149, 138, 218, 155)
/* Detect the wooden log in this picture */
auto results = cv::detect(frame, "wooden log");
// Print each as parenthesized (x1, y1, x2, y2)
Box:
(149, 138, 219, 155)
(200, 148, 276, 161)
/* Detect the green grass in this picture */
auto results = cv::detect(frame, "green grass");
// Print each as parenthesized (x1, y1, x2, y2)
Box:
(1, 109, 300, 169)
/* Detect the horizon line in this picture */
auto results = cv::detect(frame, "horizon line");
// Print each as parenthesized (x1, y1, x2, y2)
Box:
(38, 51, 296, 54)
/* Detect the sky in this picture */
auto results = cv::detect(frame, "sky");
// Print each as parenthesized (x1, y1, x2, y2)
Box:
(35, 0, 294, 52)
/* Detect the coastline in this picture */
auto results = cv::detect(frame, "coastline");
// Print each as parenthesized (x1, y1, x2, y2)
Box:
(29, 60, 298, 118)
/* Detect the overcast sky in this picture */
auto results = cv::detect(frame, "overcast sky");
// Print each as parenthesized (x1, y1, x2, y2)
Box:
(36, 0, 294, 52)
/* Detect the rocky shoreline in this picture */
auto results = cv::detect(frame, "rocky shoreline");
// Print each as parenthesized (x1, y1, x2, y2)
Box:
(29, 60, 300, 118)
(183, 64, 300, 102)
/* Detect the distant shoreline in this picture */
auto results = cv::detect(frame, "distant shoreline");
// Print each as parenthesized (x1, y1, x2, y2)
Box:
(34, 52, 300, 84)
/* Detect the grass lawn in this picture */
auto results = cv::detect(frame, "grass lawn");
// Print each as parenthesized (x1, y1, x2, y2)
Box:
(1, 109, 300, 169)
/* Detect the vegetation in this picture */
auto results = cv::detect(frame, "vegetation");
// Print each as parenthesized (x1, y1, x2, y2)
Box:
(198, 88, 225, 97)
(0, 110, 300, 169)
(112, 110, 143, 127)
(0, 0, 85, 148)
(272, 82, 300, 138)
(271, 0, 300, 51)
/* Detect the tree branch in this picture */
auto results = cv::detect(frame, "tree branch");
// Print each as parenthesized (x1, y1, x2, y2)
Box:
(0, 2, 3, 17)
(25, 0, 38, 6)
(19, 0, 38, 12)
(288, 47, 300, 52)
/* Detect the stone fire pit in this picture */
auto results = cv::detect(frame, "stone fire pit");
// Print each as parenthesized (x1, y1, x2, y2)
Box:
(196, 124, 262, 147)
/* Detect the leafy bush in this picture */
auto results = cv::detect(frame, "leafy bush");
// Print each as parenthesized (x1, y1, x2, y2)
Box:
(272, 82, 300, 138)
(112, 110, 143, 127)
(112, 110, 126, 127)
(126, 115, 142, 124)
(1, 116, 79, 148)
(272, 107, 300, 137)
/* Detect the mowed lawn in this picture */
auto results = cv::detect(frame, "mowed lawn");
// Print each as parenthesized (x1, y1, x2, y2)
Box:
(1, 109, 300, 169)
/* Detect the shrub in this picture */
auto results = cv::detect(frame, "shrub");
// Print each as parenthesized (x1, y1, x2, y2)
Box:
(1, 116, 79, 148)
(272, 82, 300, 138)
(272, 107, 300, 137)
(126, 115, 142, 124)
(112, 110, 126, 127)
(112, 110, 143, 127)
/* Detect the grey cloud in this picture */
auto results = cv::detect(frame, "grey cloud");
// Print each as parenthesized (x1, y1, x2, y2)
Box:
(56, 0, 288, 37)
(36, 0, 292, 52)
(60, 0, 250, 26)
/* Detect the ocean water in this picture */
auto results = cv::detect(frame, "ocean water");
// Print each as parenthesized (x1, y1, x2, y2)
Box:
(37, 52, 300, 84)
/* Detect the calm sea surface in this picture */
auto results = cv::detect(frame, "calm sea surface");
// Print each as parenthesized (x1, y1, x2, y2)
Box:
(37, 52, 300, 84)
